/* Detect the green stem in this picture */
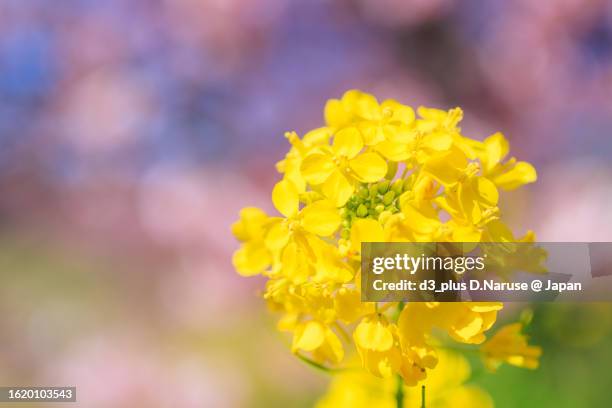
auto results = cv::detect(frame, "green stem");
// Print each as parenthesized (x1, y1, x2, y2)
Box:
(296, 354, 338, 374)
(395, 375, 404, 408)
(421, 385, 426, 408)
(295, 353, 358, 374)
(436, 345, 479, 354)
(395, 302, 407, 408)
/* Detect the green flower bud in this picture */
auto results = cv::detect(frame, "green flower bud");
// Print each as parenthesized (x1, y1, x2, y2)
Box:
(377, 180, 390, 194)
(369, 185, 378, 198)
(382, 190, 396, 206)
(341, 229, 350, 240)
(358, 187, 369, 199)
(386, 204, 398, 213)
(375, 204, 385, 214)
(356, 204, 369, 217)
(391, 179, 403, 195)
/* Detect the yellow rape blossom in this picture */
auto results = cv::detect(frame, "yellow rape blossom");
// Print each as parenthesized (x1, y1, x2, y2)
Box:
(292, 320, 344, 364)
(232, 90, 541, 406)
(354, 314, 402, 378)
(481, 322, 542, 371)
(300, 127, 387, 206)
(276, 128, 332, 192)
(231, 207, 271, 276)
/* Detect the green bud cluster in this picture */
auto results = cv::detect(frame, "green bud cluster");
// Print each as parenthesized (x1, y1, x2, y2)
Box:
(340, 179, 410, 238)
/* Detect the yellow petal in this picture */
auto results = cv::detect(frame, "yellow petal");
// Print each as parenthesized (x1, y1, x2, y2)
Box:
(375, 140, 411, 161)
(332, 127, 363, 158)
(354, 315, 394, 351)
(349, 153, 387, 182)
(381, 99, 415, 124)
(334, 288, 374, 323)
(417, 106, 447, 121)
(231, 207, 267, 241)
(301, 200, 341, 236)
(281, 241, 312, 283)
(470, 303, 503, 313)
(349, 91, 380, 120)
(492, 161, 537, 190)
(453, 314, 485, 342)
(423, 149, 467, 186)
(422, 131, 453, 151)
(324, 99, 351, 128)
(350, 219, 384, 253)
(232, 242, 270, 276)
(358, 122, 388, 145)
(302, 127, 332, 145)
(282, 159, 307, 192)
(318, 327, 344, 364)
(473, 177, 499, 207)
(272, 179, 299, 218)
(401, 204, 440, 235)
(388, 127, 416, 143)
(277, 313, 298, 332)
(313, 241, 354, 283)
(300, 153, 335, 185)
(322, 170, 354, 206)
(275, 158, 286, 173)
(455, 135, 485, 160)
(264, 219, 290, 250)
(292, 321, 325, 352)
(483, 132, 509, 171)
(458, 182, 482, 223)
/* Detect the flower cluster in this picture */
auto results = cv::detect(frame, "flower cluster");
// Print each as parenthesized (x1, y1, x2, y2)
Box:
(232, 90, 541, 401)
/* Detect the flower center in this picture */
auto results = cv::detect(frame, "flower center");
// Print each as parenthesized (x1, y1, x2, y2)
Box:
(339, 179, 408, 238)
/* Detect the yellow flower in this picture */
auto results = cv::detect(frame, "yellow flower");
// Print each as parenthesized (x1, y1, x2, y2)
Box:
(292, 320, 344, 364)
(334, 287, 375, 324)
(300, 127, 387, 206)
(324, 90, 415, 141)
(478, 132, 537, 190)
(481, 322, 542, 371)
(398, 302, 503, 345)
(354, 314, 402, 378)
(231, 207, 271, 276)
(324, 90, 370, 129)
(266, 179, 342, 279)
(276, 128, 331, 192)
